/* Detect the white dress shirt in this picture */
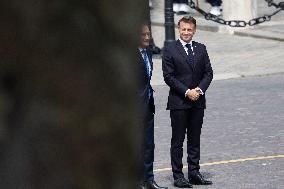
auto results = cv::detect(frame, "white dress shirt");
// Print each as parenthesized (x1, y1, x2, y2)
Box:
(178, 38, 194, 56)
(178, 38, 204, 97)
(139, 48, 151, 77)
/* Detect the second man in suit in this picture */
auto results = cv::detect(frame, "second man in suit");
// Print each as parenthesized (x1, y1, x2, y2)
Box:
(162, 16, 213, 188)
(138, 24, 167, 189)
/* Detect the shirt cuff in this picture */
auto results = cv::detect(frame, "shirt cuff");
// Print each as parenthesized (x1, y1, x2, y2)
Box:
(185, 89, 190, 97)
(196, 88, 204, 95)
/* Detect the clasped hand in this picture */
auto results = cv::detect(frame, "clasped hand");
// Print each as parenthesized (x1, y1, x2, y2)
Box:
(186, 88, 200, 101)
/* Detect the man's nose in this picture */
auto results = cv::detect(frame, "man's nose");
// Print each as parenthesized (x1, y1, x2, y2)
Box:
(184, 30, 190, 34)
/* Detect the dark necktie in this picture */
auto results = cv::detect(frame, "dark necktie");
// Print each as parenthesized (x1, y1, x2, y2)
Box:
(185, 43, 194, 64)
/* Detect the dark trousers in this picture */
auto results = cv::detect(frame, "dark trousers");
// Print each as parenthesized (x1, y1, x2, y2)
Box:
(170, 108, 204, 180)
(143, 108, 155, 181)
(207, 0, 222, 6)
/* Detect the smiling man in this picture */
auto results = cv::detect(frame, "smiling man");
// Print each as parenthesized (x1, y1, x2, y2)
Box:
(162, 16, 213, 188)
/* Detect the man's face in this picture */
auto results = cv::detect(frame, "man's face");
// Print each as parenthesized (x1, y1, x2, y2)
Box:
(140, 25, 150, 48)
(178, 21, 196, 43)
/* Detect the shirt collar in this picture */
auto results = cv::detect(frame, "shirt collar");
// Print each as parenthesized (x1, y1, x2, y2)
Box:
(178, 38, 193, 48)
(139, 47, 147, 52)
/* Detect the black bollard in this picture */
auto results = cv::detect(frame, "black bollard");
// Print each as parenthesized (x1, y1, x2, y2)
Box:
(147, 1, 162, 54)
(164, 0, 176, 48)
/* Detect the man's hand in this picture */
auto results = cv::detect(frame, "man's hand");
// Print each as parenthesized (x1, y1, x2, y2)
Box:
(194, 87, 203, 95)
(186, 89, 200, 101)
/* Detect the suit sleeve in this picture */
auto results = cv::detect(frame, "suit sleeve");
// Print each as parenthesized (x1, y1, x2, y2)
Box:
(162, 46, 189, 96)
(198, 45, 213, 93)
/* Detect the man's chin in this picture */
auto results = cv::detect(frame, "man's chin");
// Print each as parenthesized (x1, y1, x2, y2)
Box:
(181, 37, 190, 42)
(143, 43, 150, 47)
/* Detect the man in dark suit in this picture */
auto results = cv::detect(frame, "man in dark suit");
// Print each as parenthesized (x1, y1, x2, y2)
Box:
(162, 16, 213, 188)
(138, 24, 167, 189)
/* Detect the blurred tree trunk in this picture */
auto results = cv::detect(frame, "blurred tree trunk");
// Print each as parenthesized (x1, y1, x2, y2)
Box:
(0, 0, 147, 188)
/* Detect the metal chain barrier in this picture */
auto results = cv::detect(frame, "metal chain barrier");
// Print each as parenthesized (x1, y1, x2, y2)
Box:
(265, 0, 284, 9)
(188, 0, 284, 27)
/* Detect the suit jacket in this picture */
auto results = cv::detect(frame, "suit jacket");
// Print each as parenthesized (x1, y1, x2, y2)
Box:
(137, 48, 155, 114)
(162, 40, 213, 110)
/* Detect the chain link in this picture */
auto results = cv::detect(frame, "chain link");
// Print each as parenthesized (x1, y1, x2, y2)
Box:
(265, 0, 284, 9)
(188, 0, 283, 27)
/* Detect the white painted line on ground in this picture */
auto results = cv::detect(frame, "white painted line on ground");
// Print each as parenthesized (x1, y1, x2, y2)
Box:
(154, 154, 284, 173)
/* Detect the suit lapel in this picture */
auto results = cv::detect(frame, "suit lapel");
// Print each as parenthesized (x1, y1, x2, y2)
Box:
(192, 41, 197, 70)
(176, 40, 194, 70)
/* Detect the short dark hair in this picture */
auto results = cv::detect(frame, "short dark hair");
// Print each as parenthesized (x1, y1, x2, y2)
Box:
(141, 22, 150, 29)
(178, 16, 196, 27)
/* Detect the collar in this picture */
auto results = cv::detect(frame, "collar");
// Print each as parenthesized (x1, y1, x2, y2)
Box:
(178, 38, 193, 48)
(139, 47, 147, 53)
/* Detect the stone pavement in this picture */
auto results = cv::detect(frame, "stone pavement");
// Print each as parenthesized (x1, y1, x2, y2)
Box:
(152, 74, 284, 189)
(148, 1, 284, 188)
(149, 0, 284, 85)
(151, 0, 284, 41)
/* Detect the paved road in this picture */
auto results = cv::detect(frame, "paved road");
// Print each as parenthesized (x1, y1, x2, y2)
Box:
(150, 0, 284, 86)
(152, 74, 284, 189)
(151, 0, 284, 41)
